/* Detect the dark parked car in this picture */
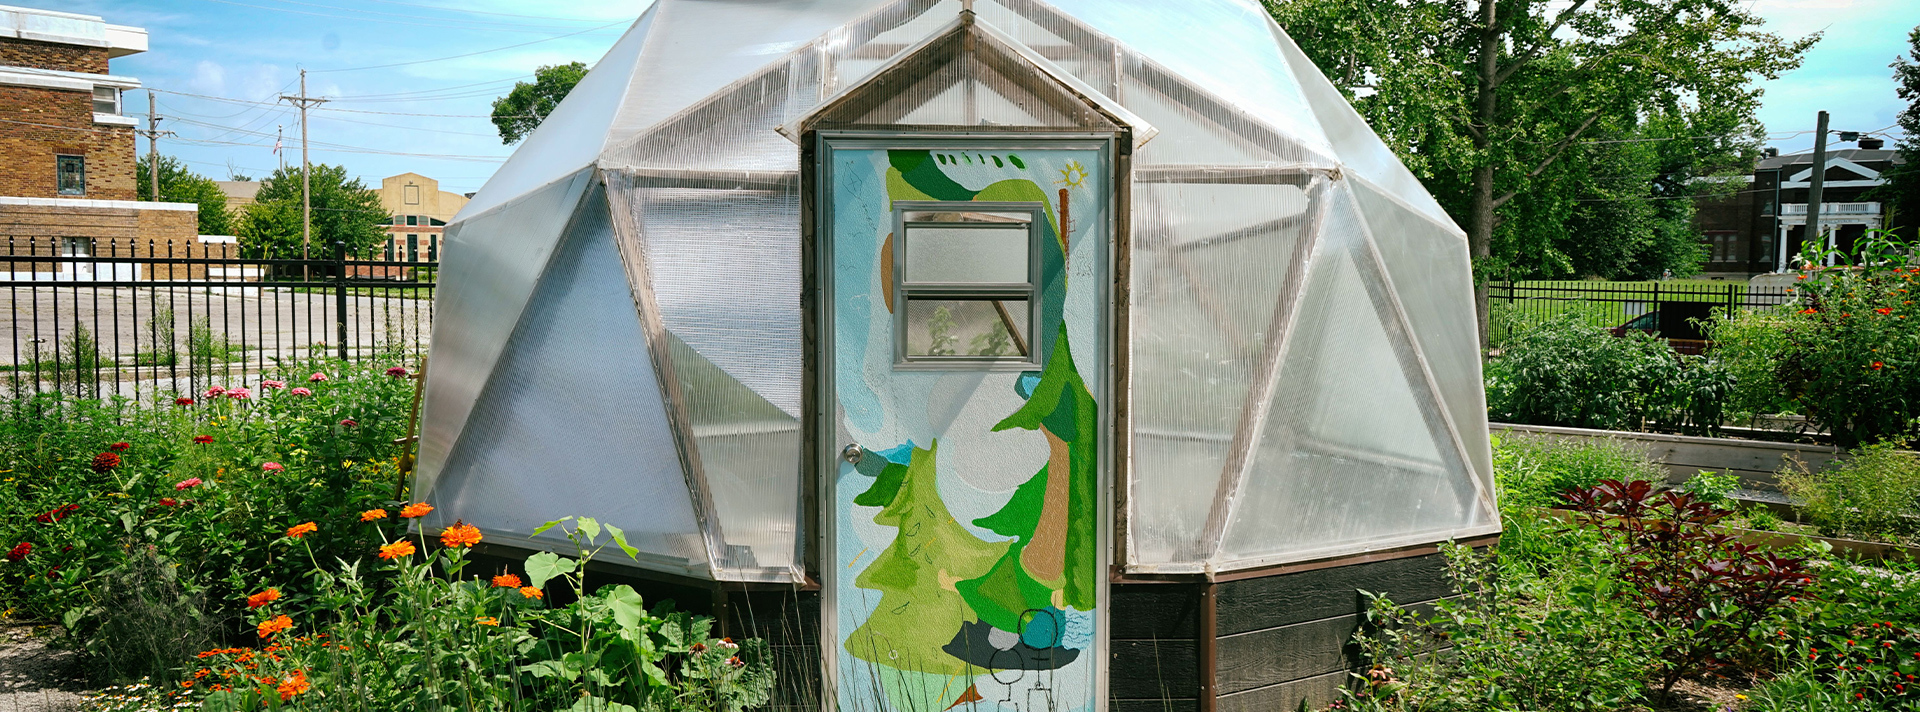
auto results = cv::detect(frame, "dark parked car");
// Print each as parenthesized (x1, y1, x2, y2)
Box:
(1610, 301, 1712, 355)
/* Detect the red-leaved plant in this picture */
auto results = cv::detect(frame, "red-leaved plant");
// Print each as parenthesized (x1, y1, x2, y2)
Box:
(1564, 479, 1813, 692)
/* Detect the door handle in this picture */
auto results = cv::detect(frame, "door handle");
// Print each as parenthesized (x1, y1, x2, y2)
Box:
(841, 444, 863, 465)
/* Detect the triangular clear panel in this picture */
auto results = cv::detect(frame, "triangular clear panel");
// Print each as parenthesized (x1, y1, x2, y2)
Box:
(1218, 184, 1483, 565)
(1127, 180, 1315, 566)
(426, 183, 709, 573)
(416, 169, 593, 493)
(807, 22, 1116, 131)
(663, 333, 802, 575)
(1350, 178, 1493, 487)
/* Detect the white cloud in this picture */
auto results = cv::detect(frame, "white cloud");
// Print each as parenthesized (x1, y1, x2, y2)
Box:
(189, 60, 226, 94)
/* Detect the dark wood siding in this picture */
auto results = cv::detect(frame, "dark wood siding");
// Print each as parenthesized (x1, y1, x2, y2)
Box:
(1109, 581, 1204, 708)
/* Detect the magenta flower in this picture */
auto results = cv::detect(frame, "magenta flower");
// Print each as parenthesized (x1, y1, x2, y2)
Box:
(289, 387, 312, 397)
(205, 385, 226, 397)
(261, 380, 286, 390)
(308, 372, 328, 383)
(261, 462, 284, 472)
(174, 477, 203, 491)
(226, 388, 252, 400)
(385, 366, 410, 378)
(339, 419, 358, 428)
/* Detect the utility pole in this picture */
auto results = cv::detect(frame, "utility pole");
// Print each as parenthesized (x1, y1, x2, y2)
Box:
(280, 69, 328, 274)
(134, 90, 173, 202)
(1805, 110, 1829, 267)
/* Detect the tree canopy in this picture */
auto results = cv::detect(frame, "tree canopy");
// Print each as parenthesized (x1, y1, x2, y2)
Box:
(1265, 0, 1815, 347)
(490, 62, 587, 144)
(1873, 25, 1920, 236)
(135, 154, 233, 237)
(237, 164, 388, 260)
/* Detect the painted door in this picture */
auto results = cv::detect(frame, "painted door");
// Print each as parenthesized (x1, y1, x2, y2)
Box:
(822, 138, 1110, 712)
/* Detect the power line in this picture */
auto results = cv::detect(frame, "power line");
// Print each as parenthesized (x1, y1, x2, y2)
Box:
(150, 88, 537, 118)
(196, 0, 613, 34)
(308, 18, 629, 73)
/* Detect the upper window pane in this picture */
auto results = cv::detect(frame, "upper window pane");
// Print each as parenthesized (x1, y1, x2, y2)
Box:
(56, 155, 84, 196)
(903, 225, 1029, 284)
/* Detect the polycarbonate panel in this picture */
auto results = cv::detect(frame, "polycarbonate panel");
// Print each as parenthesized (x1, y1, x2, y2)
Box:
(1126, 181, 1312, 566)
(1122, 71, 1298, 168)
(1352, 178, 1493, 487)
(811, 23, 1115, 131)
(903, 225, 1029, 283)
(975, 0, 1118, 96)
(1047, 0, 1332, 156)
(1218, 184, 1484, 565)
(1270, 23, 1453, 226)
(602, 53, 818, 173)
(458, 11, 654, 219)
(662, 334, 801, 576)
(617, 179, 804, 417)
(426, 183, 710, 574)
(416, 169, 592, 497)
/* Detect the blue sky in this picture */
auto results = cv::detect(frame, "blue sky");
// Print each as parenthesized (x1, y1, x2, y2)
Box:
(21, 0, 1920, 196)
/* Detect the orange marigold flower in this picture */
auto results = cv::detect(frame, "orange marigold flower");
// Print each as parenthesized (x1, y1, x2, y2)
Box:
(475, 616, 500, 626)
(398, 502, 434, 518)
(1876, 307, 1894, 315)
(1800, 308, 1819, 315)
(439, 522, 482, 549)
(276, 670, 310, 701)
(492, 574, 523, 588)
(519, 586, 543, 600)
(378, 541, 416, 560)
(284, 522, 318, 539)
(256, 615, 293, 639)
(246, 588, 281, 609)
(359, 508, 388, 522)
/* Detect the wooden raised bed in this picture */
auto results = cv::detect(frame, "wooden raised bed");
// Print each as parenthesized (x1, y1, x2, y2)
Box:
(1489, 422, 1855, 490)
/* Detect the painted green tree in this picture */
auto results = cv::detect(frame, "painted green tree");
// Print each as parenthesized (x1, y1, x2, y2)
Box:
(846, 442, 1006, 675)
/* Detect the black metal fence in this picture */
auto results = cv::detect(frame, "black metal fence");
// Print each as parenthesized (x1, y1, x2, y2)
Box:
(1488, 280, 1799, 344)
(3, 237, 435, 401)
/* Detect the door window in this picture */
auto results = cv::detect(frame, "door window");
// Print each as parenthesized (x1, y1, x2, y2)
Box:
(892, 202, 1043, 367)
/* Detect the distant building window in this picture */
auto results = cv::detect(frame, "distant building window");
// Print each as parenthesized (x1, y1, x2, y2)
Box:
(385, 240, 394, 261)
(91, 87, 120, 115)
(1703, 231, 1739, 263)
(404, 185, 420, 205)
(56, 155, 85, 195)
(407, 234, 418, 262)
(60, 237, 92, 257)
(428, 234, 437, 261)
(406, 215, 418, 226)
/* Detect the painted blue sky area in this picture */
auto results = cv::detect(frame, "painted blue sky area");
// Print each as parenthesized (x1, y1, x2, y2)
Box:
(14, 0, 1915, 196)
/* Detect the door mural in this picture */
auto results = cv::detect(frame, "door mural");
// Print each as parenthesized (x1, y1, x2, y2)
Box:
(826, 142, 1108, 712)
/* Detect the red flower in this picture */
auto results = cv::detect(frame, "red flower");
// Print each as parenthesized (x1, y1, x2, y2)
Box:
(339, 419, 357, 428)
(1876, 307, 1894, 315)
(175, 477, 203, 491)
(1872, 362, 1885, 371)
(1800, 308, 1819, 314)
(386, 366, 410, 378)
(90, 452, 121, 473)
(174, 397, 194, 406)
(159, 497, 178, 506)
(109, 442, 130, 452)
(193, 435, 213, 445)
(6, 542, 29, 561)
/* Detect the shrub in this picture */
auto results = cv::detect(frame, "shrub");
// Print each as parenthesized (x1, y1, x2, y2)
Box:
(1487, 312, 1730, 434)
(1748, 556, 1920, 711)
(1491, 434, 1665, 512)
(1711, 231, 1920, 446)
(1680, 469, 1742, 508)
(1563, 479, 1813, 691)
(1778, 441, 1920, 544)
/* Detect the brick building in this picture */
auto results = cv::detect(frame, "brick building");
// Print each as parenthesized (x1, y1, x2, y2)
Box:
(376, 172, 467, 263)
(1692, 147, 1905, 277)
(0, 4, 199, 277)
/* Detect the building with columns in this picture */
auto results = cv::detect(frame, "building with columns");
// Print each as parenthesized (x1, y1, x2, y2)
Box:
(1693, 147, 1904, 277)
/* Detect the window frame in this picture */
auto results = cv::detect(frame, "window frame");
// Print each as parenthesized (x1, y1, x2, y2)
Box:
(890, 200, 1047, 370)
(91, 86, 120, 115)
(55, 155, 85, 196)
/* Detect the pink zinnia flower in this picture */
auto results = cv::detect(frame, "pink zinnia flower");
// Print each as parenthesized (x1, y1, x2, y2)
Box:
(308, 372, 328, 383)
(289, 387, 312, 397)
(261, 462, 284, 471)
(175, 477, 202, 491)
(339, 419, 358, 428)
(174, 397, 194, 406)
(226, 388, 251, 400)
(385, 366, 410, 378)
(205, 385, 226, 397)
(261, 380, 286, 390)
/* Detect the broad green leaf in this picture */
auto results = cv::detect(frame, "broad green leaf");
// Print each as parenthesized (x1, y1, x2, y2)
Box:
(575, 517, 601, 543)
(523, 551, 576, 590)
(520, 660, 572, 681)
(568, 696, 637, 712)
(605, 523, 639, 560)
(606, 584, 648, 631)
(531, 517, 569, 538)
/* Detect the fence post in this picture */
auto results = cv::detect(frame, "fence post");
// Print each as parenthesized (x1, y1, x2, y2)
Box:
(334, 241, 349, 361)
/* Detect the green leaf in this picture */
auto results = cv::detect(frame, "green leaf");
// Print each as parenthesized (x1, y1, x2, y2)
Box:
(531, 517, 569, 538)
(568, 696, 637, 712)
(521, 659, 573, 681)
(606, 584, 648, 631)
(523, 551, 576, 589)
(605, 523, 640, 560)
(576, 516, 601, 543)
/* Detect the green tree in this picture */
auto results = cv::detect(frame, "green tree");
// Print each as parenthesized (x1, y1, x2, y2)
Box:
(135, 154, 233, 236)
(1872, 26, 1920, 236)
(490, 62, 587, 144)
(238, 164, 387, 260)
(1266, 0, 1815, 348)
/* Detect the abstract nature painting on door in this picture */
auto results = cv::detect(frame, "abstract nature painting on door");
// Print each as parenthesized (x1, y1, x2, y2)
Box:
(826, 142, 1108, 712)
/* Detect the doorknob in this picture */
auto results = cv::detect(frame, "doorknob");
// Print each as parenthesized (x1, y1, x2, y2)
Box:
(841, 444, 863, 465)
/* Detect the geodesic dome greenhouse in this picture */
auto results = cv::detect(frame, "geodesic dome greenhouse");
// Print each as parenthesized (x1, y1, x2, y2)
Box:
(416, 4, 1494, 701)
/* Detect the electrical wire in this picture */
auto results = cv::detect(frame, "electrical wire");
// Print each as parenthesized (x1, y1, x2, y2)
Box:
(307, 18, 630, 73)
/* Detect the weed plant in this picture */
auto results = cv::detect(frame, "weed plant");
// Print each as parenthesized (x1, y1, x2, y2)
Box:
(1778, 441, 1920, 545)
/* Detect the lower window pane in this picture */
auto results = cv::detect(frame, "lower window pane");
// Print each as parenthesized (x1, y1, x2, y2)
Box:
(904, 298, 1029, 359)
